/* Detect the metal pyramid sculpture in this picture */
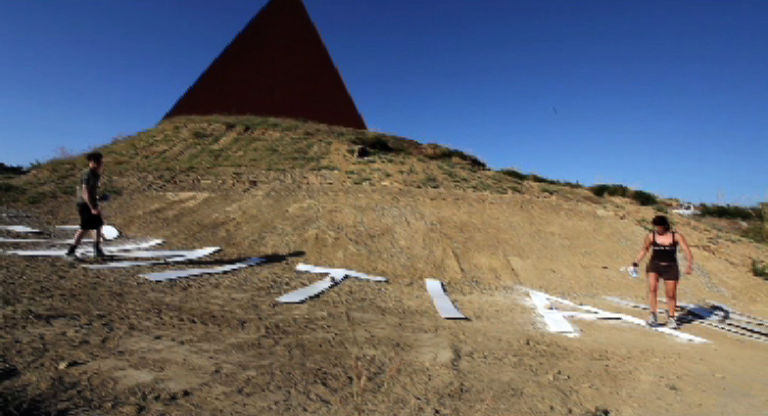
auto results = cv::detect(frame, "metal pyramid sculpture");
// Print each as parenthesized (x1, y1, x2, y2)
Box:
(163, 0, 366, 130)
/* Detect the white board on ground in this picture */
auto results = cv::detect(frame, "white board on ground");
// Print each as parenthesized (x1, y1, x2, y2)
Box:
(84, 246, 219, 269)
(523, 289, 708, 343)
(277, 264, 388, 304)
(295, 263, 388, 282)
(277, 277, 340, 303)
(108, 248, 219, 259)
(425, 278, 468, 320)
(0, 225, 41, 233)
(55, 225, 79, 231)
(0, 238, 98, 244)
(5, 239, 164, 258)
(0, 238, 58, 243)
(142, 257, 265, 282)
(529, 290, 577, 336)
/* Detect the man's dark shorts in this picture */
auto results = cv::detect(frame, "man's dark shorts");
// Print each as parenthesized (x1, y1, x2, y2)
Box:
(77, 202, 103, 230)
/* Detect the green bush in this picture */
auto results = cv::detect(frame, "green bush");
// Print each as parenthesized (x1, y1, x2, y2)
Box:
(752, 259, 768, 280)
(500, 169, 527, 181)
(529, 174, 558, 185)
(0, 163, 27, 176)
(498, 169, 582, 188)
(0, 182, 26, 204)
(589, 184, 658, 206)
(742, 223, 768, 244)
(699, 204, 761, 221)
(631, 190, 658, 206)
(590, 184, 630, 198)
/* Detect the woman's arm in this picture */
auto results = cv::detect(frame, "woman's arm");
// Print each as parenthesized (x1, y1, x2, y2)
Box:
(633, 234, 652, 266)
(677, 232, 694, 274)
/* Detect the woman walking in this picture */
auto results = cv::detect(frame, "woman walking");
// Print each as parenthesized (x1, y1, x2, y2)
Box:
(632, 215, 693, 329)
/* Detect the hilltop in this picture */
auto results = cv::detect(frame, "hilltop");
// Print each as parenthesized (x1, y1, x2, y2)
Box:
(1, 116, 767, 415)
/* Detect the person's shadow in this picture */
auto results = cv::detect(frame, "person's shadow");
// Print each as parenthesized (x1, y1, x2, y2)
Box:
(177, 250, 306, 266)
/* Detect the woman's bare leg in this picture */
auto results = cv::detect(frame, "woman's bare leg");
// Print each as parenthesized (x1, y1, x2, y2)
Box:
(648, 273, 660, 313)
(665, 279, 679, 318)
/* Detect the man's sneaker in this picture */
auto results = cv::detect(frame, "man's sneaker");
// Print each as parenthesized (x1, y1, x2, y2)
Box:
(65, 245, 77, 259)
(647, 312, 659, 327)
(667, 316, 680, 330)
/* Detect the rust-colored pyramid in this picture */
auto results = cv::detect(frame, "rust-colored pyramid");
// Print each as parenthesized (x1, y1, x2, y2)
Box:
(163, 0, 366, 130)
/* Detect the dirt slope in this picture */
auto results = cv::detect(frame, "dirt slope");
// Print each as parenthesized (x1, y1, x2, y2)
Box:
(1, 116, 767, 415)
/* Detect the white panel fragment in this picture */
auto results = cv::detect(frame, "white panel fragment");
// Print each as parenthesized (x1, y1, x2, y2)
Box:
(295, 263, 388, 282)
(108, 249, 217, 259)
(0, 238, 58, 243)
(425, 278, 468, 320)
(84, 246, 219, 269)
(142, 257, 265, 282)
(55, 225, 80, 231)
(277, 264, 388, 304)
(0, 225, 41, 233)
(5, 239, 164, 258)
(0, 238, 98, 244)
(277, 277, 341, 303)
(524, 290, 708, 343)
(529, 290, 577, 335)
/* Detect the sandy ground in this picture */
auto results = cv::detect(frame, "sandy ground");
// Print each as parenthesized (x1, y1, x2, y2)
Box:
(2, 181, 768, 415)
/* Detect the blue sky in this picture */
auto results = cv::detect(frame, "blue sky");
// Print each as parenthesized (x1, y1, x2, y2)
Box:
(1, 0, 766, 205)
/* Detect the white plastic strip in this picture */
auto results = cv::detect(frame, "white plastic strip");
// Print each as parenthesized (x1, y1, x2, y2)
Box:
(550, 294, 706, 343)
(55, 225, 79, 231)
(5, 239, 164, 257)
(295, 263, 388, 282)
(108, 249, 218, 259)
(524, 291, 708, 343)
(277, 264, 388, 304)
(277, 277, 341, 303)
(84, 246, 219, 269)
(0, 238, 97, 243)
(561, 312, 623, 320)
(0, 225, 41, 233)
(141, 257, 265, 282)
(529, 290, 577, 335)
(0, 238, 58, 243)
(425, 278, 468, 320)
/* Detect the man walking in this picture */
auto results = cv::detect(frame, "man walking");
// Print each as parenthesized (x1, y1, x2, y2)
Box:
(66, 152, 106, 259)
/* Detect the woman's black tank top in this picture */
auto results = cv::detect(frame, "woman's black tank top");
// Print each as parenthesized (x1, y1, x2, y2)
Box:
(650, 232, 678, 264)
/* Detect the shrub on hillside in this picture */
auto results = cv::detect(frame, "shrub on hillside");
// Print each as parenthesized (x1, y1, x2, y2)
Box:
(499, 169, 582, 188)
(590, 184, 630, 198)
(631, 190, 658, 206)
(699, 204, 761, 221)
(0, 163, 26, 176)
(500, 169, 527, 181)
(349, 134, 487, 170)
(752, 259, 768, 280)
(590, 184, 658, 206)
(419, 144, 487, 170)
(0, 182, 25, 203)
(742, 222, 768, 244)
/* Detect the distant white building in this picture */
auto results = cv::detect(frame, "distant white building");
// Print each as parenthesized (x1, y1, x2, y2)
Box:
(672, 203, 699, 216)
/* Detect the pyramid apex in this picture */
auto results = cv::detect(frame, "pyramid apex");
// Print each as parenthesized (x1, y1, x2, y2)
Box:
(164, 0, 366, 130)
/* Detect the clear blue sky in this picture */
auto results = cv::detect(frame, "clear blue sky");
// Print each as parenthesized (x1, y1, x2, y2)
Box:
(1, 0, 766, 205)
